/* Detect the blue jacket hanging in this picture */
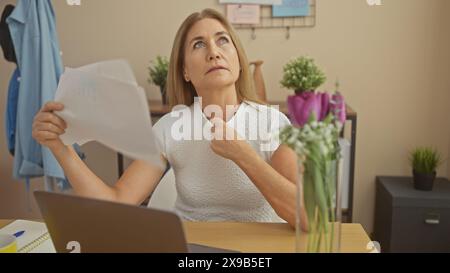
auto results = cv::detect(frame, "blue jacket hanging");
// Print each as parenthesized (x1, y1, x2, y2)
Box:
(6, 0, 82, 187)
(5, 68, 20, 156)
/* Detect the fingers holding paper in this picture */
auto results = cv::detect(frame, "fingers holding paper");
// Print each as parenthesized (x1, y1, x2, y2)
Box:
(32, 101, 68, 151)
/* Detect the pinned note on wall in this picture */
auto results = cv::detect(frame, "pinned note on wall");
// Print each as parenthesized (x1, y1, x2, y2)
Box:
(226, 4, 261, 25)
(272, 0, 310, 17)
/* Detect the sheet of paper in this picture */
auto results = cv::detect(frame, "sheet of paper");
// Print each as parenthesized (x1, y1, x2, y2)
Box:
(220, 0, 282, 5)
(227, 4, 260, 25)
(74, 59, 138, 86)
(272, 0, 310, 17)
(54, 60, 163, 169)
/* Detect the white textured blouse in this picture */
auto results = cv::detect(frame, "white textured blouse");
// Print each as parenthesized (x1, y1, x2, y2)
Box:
(152, 99, 291, 222)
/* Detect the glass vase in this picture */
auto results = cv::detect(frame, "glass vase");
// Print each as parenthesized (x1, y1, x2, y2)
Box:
(295, 158, 343, 253)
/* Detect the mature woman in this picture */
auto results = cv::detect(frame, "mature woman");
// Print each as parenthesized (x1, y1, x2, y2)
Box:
(32, 9, 307, 230)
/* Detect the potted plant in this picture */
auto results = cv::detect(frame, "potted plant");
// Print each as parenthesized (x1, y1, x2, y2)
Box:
(409, 147, 443, 191)
(148, 55, 169, 105)
(280, 56, 326, 94)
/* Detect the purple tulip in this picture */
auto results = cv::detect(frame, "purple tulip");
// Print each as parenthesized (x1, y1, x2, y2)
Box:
(330, 92, 346, 124)
(287, 91, 346, 127)
(319, 92, 330, 121)
(287, 95, 305, 127)
(287, 91, 322, 127)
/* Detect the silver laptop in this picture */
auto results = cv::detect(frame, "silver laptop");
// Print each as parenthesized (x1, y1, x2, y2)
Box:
(34, 191, 239, 253)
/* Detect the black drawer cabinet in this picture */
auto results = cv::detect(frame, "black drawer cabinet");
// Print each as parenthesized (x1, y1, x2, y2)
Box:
(374, 176, 450, 253)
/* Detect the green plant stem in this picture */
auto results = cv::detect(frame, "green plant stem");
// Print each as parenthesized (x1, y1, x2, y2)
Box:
(309, 206, 319, 253)
(328, 162, 336, 252)
(323, 219, 329, 253)
(316, 212, 325, 253)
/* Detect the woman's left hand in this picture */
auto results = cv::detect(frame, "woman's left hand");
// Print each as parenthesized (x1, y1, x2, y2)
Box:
(209, 118, 255, 163)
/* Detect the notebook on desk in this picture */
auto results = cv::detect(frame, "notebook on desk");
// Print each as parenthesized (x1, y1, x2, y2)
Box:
(0, 220, 56, 253)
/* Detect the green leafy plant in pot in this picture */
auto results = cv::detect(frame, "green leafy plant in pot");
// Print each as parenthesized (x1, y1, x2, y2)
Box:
(148, 55, 169, 105)
(280, 56, 326, 94)
(409, 147, 443, 191)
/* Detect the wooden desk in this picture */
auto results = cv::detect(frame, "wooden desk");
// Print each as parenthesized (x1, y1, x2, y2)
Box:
(0, 220, 372, 253)
(184, 222, 371, 253)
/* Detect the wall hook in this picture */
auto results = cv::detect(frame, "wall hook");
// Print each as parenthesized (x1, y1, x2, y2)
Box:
(286, 26, 290, 40)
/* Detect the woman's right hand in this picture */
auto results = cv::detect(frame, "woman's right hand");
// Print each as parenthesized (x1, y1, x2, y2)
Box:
(32, 102, 68, 152)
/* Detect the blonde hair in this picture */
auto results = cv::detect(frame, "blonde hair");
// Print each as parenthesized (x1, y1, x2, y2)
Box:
(167, 9, 260, 108)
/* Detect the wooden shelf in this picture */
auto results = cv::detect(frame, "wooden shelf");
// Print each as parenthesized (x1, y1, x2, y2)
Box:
(148, 99, 356, 118)
(267, 101, 357, 119)
(148, 100, 172, 117)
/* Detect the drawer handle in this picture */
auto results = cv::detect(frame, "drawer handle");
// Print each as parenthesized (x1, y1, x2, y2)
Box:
(425, 219, 440, 225)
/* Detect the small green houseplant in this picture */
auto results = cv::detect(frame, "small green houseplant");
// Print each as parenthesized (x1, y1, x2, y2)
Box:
(148, 55, 169, 105)
(409, 147, 443, 191)
(280, 56, 326, 94)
